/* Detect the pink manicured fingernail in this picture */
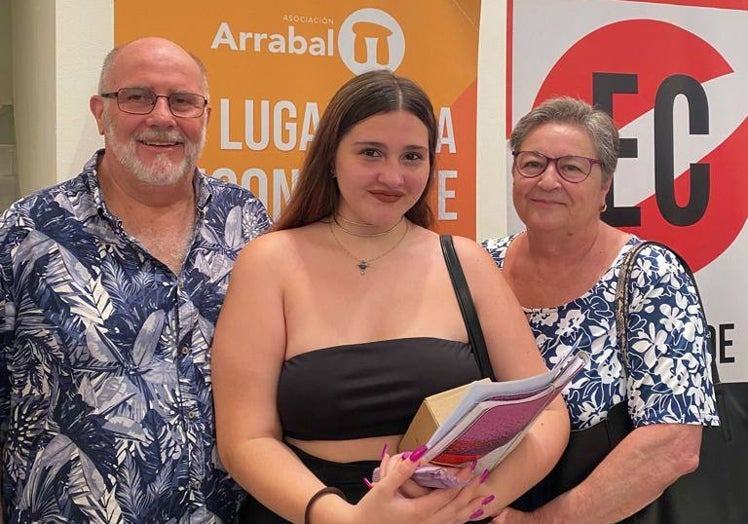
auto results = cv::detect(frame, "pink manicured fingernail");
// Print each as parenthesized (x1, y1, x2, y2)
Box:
(409, 445, 428, 462)
(469, 509, 485, 520)
(478, 469, 490, 484)
(482, 494, 495, 505)
(363, 477, 373, 489)
(400, 451, 411, 460)
(380, 443, 388, 459)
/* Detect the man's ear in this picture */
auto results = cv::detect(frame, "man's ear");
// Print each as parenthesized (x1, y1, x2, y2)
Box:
(205, 104, 211, 126)
(90, 95, 106, 135)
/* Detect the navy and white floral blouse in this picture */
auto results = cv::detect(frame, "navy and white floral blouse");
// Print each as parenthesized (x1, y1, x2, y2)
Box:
(482, 234, 719, 431)
(0, 151, 271, 523)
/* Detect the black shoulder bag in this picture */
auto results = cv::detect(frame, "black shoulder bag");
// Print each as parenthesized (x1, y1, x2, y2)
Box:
(618, 242, 748, 524)
(439, 234, 496, 381)
(543, 241, 748, 523)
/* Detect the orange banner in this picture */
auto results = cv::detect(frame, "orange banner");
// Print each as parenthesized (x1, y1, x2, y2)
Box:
(115, 1, 480, 236)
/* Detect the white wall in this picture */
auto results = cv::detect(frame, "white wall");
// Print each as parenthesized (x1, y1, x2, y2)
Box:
(476, 0, 507, 239)
(55, 0, 113, 181)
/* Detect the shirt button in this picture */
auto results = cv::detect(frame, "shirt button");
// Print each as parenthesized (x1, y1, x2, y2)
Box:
(180, 347, 190, 356)
(188, 410, 198, 420)
(191, 479, 202, 490)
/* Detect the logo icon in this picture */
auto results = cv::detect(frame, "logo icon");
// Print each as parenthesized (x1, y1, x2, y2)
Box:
(338, 8, 405, 74)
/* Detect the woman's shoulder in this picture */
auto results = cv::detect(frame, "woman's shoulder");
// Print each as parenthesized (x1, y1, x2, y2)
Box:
(449, 234, 492, 260)
(235, 225, 316, 268)
(618, 238, 704, 313)
(448, 234, 511, 285)
(479, 233, 521, 267)
(626, 238, 693, 277)
(480, 233, 519, 251)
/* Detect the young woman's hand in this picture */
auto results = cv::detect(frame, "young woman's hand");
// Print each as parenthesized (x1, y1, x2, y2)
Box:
(352, 446, 495, 524)
(375, 448, 476, 498)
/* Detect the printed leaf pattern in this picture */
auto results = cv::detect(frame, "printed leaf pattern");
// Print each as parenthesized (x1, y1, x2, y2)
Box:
(0, 153, 272, 523)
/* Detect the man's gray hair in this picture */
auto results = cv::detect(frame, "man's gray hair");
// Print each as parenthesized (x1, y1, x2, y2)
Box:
(97, 44, 210, 99)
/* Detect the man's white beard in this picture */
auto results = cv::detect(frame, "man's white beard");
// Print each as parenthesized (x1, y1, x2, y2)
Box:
(105, 120, 206, 186)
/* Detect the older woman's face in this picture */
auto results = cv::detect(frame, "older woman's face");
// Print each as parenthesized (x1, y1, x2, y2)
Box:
(512, 122, 611, 234)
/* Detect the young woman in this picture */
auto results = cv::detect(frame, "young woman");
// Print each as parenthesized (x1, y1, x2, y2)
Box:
(211, 71, 569, 524)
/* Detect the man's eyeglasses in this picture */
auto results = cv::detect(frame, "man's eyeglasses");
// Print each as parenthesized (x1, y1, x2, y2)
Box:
(512, 151, 602, 183)
(100, 88, 208, 118)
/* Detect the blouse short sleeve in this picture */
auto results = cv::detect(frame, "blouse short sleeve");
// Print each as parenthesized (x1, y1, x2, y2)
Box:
(622, 243, 719, 427)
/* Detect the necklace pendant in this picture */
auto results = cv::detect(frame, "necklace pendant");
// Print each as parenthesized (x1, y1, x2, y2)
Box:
(358, 260, 368, 275)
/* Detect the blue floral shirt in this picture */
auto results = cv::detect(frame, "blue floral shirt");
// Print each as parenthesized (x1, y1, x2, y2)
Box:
(0, 151, 271, 523)
(482, 234, 719, 431)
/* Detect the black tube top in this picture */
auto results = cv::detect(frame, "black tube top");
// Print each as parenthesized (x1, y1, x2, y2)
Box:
(277, 337, 482, 440)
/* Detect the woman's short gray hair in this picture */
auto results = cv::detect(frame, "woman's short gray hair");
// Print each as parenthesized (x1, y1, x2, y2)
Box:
(510, 97, 620, 182)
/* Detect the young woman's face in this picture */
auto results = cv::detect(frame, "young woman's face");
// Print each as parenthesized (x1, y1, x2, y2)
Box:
(333, 110, 430, 229)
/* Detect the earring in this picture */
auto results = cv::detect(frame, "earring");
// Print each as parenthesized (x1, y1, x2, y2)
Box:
(330, 170, 336, 179)
(600, 202, 608, 213)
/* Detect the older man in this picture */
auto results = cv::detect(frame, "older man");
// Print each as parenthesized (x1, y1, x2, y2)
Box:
(0, 37, 270, 522)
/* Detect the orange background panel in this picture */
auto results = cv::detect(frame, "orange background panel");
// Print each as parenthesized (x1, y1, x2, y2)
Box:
(115, 1, 480, 236)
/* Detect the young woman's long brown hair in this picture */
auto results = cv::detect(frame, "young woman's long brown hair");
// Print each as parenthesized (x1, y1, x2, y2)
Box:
(273, 70, 439, 231)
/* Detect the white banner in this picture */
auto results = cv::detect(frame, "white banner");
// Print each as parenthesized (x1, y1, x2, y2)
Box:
(508, 0, 747, 382)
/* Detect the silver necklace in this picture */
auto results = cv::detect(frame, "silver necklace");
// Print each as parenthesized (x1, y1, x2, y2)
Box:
(329, 219, 409, 275)
(333, 215, 404, 238)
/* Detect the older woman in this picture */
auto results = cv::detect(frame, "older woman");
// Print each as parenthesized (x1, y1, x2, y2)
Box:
(482, 97, 719, 523)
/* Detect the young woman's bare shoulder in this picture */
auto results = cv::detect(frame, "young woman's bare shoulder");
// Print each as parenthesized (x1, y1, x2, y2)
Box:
(234, 228, 304, 270)
(448, 234, 508, 284)
(449, 235, 494, 266)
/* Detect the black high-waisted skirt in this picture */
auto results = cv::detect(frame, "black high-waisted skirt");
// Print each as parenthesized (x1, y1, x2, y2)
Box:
(238, 443, 379, 523)
(238, 443, 492, 523)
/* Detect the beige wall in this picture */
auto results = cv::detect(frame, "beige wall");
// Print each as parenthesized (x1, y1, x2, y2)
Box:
(1, 0, 16, 210)
(11, 0, 56, 196)
(0, 0, 11, 108)
(10, 0, 112, 197)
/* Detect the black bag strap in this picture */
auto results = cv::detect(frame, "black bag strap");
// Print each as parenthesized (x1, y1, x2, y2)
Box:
(615, 240, 719, 383)
(614, 242, 644, 380)
(439, 235, 496, 381)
